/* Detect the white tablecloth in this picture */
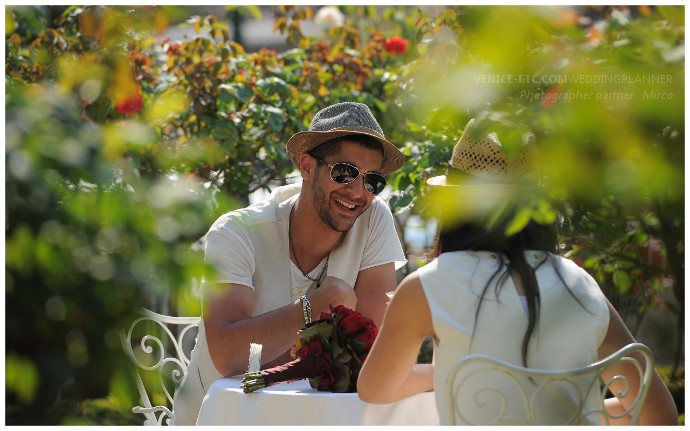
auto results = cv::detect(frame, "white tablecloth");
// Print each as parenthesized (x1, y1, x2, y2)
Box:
(196, 377, 440, 425)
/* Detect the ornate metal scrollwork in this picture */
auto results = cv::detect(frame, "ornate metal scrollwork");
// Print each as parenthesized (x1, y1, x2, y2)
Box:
(122, 309, 200, 426)
(446, 343, 654, 425)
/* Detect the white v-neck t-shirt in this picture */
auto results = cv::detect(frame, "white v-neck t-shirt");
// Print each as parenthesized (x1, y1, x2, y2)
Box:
(173, 183, 406, 425)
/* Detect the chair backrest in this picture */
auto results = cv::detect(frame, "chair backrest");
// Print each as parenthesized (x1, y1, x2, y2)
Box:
(445, 343, 654, 425)
(121, 309, 200, 426)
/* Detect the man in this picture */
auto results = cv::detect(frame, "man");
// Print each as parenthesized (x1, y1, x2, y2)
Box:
(173, 102, 407, 425)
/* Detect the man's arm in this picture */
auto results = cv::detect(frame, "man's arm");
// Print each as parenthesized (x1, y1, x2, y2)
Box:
(204, 278, 357, 377)
(353, 262, 398, 328)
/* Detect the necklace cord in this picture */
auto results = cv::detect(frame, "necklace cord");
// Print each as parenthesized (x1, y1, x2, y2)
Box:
(289, 204, 330, 288)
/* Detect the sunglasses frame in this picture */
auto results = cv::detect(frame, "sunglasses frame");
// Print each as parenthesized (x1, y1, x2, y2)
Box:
(311, 156, 387, 195)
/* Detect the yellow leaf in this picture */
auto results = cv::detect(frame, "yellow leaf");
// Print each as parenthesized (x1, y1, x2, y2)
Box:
(146, 89, 190, 125)
(318, 85, 328, 97)
(231, 41, 245, 55)
(154, 9, 169, 34)
(102, 124, 125, 162)
(273, 17, 287, 34)
(5, 10, 16, 37)
(9, 32, 20, 46)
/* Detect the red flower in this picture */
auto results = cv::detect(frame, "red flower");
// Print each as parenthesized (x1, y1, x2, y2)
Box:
(384, 36, 408, 54)
(116, 89, 143, 116)
(542, 85, 562, 109)
(312, 352, 337, 389)
(299, 339, 324, 358)
(340, 312, 369, 336)
(242, 305, 379, 394)
(321, 304, 353, 320)
(353, 324, 377, 351)
(166, 42, 181, 56)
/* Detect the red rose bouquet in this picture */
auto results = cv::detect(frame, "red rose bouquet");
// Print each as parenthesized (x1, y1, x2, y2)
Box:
(242, 305, 378, 393)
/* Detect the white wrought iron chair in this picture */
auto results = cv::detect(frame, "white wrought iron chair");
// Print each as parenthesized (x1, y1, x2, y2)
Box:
(121, 309, 200, 426)
(446, 343, 654, 425)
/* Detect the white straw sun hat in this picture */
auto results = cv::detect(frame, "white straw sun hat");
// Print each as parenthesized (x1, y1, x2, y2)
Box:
(426, 118, 540, 221)
(427, 118, 539, 188)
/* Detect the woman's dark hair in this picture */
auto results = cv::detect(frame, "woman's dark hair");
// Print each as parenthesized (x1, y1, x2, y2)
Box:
(430, 216, 588, 368)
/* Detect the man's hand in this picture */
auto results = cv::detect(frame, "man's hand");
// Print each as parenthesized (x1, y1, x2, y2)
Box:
(308, 275, 356, 315)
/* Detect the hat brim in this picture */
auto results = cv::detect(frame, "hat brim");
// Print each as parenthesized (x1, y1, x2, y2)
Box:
(426, 174, 537, 200)
(286, 127, 406, 176)
(425, 175, 540, 225)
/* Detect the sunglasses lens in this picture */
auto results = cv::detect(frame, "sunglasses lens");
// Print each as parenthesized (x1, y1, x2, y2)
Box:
(364, 174, 386, 195)
(328, 162, 386, 195)
(330, 163, 359, 184)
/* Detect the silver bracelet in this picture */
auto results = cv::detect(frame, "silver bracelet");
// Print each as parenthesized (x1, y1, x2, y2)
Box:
(300, 295, 312, 325)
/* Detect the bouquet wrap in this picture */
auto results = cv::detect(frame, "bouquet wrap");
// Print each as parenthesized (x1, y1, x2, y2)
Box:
(242, 305, 378, 393)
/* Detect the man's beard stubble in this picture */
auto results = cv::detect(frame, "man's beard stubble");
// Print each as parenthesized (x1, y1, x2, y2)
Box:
(311, 175, 363, 233)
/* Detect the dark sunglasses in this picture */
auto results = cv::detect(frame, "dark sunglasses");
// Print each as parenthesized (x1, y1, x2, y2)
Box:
(312, 156, 387, 195)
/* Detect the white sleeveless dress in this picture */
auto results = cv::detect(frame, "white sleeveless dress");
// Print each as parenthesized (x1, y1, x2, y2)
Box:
(418, 250, 610, 425)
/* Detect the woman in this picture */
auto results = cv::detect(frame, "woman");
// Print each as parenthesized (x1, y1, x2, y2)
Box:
(357, 119, 678, 425)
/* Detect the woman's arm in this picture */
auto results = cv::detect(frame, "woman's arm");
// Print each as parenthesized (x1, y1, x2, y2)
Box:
(597, 298, 678, 425)
(357, 271, 435, 404)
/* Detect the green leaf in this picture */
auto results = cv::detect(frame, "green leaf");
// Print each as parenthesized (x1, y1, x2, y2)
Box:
(298, 321, 333, 342)
(245, 5, 262, 19)
(335, 349, 352, 363)
(392, 193, 413, 208)
(266, 107, 285, 132)
(6, 354, 39, 404)
(614, 270, 632, 294)
(406, 122, 423, 132)
(211, 128, 232, 140)
(218, 90, 234, 105)
(505, 207, 532, 236)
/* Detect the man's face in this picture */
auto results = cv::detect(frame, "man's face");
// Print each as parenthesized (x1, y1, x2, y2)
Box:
(310, 140, 384, 232)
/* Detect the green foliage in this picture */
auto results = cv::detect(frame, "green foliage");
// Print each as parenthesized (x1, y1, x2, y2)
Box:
(5, 354, 40, 404)
(5, 4, 684, 424)
(381, 6, 683, 333)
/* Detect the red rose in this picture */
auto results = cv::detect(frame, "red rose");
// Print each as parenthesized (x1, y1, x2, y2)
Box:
(339, 312, 368, 336)
(313, 353, 336, 388)
(321, 304, 354, 320)
(116, 89, 143, 116)
(299, 339, 324, 358)
(349, 324, 377, 356)
(360, 324, 378, 349)
(384, 36, 408, 54)
(332, 304, 354, 318)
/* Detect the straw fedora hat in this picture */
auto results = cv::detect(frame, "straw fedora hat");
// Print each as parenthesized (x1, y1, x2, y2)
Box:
(286, 102, 406, 176)
(427, 118, 539, 190)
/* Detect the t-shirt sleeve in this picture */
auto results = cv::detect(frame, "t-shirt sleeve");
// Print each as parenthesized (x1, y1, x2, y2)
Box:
(360, 198, 407, 271)
(203, 213, 255, 290)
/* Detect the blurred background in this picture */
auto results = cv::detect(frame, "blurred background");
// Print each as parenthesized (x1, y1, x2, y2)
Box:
(5, 5, 684, 424)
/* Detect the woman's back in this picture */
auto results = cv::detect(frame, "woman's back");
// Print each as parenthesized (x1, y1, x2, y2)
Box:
(418, 250, 610, 425)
